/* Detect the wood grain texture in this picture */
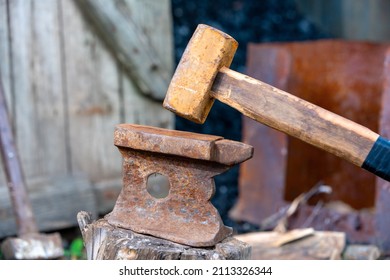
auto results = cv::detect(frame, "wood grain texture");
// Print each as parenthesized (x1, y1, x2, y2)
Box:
(123, 0, 174, 77)
(0, 0, 11, 187)
(0, 0, 174, 234)
(76, 0, 173, 100)
(0, 74, 38, 235)
(229, 47, 290, 224)
(119, 0, 174, 127)
(61, 0, 123, 182)
(122, 72, 173, 128)
(236, 230, 345, 260)
(93, 178, 122, 214)
(78, 212, 251, 260)
(0, 175, 97, 238)
(0, 0, 12, 114)
(61, 0, 174, 183)
(8, 0, 68, 179)
(211, 67, 379, 166)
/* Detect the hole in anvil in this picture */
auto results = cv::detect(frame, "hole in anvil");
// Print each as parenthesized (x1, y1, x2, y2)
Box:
(146, 173, 170, 199)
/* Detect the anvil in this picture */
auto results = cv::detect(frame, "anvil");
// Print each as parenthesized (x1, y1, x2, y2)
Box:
(105, 124, 253, 247)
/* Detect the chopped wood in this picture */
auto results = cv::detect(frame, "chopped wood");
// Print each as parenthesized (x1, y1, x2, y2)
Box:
(274, 183, 332, 232)
(272, 228, 315, 247)
(235, 230, 345, 260)
(259, 183, 332, 232)
(343, 245, 381, 260)
(77, 211, 251, 260)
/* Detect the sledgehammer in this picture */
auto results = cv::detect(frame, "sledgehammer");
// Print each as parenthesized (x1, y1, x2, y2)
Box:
(0, 76, 63, 259)
(163, 24, 390, 181)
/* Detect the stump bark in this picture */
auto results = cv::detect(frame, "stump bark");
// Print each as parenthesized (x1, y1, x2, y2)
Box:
(77, 211, 251, 260)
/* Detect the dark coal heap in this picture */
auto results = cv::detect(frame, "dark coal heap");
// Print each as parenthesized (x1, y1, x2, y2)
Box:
(171, 0, 328, 233)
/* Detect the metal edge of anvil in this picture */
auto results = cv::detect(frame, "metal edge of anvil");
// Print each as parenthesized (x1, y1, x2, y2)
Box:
(114, 124, 253, 165)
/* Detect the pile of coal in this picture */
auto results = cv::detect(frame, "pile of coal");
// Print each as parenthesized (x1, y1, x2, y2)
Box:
(171, 0, 328, 233)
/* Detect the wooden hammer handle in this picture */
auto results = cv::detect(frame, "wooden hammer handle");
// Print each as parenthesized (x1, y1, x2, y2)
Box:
(211, 67, 390, 181)
(0, 76, 38, 235)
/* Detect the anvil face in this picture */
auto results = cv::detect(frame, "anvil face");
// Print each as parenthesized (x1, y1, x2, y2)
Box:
(105, 124, 253, 247)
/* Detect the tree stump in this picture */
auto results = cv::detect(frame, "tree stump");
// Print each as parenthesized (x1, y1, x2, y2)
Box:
(77, 211, 251, 260)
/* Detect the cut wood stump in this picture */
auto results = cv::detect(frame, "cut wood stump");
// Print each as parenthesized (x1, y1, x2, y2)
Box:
(77, 211, 251, 260)
(235, 229, 346, 260)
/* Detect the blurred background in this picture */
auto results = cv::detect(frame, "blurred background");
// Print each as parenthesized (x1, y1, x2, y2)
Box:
(0, 0, 390, 258)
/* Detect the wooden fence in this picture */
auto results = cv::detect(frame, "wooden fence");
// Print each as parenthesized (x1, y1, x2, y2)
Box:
(0, 0, 174, 237)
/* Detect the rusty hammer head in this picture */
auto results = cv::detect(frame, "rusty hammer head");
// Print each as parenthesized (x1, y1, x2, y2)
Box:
(163, 24, 238, 124)
(1, 232, 64, 259)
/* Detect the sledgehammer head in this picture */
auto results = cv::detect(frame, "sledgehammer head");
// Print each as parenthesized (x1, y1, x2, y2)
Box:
(1, 233, 64, 259)
(163, 24, 238, 124)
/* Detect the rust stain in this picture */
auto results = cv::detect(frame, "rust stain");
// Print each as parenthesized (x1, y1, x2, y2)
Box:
(77, 105, 112, 116)
(232, 40, 390, 244)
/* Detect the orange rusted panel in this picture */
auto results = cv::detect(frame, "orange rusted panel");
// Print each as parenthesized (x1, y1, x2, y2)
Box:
(231, 40, 390, 246)
(375, 49, 390, 252)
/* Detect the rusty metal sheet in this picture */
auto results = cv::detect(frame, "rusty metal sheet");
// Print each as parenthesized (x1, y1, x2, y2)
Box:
(375, 48, 390, 253)
(231, 40, 390, 244)
(229, 117, 289, 223)
(229, 46, 290, 224)
(107, 124, 253, 247)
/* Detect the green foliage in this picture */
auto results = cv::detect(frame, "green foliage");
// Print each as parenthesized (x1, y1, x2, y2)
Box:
(64, 238, 86, 260)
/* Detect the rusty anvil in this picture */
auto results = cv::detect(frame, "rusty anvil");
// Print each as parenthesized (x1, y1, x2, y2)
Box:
(106, 124, 253, 247)
(163, 24, 390, 182)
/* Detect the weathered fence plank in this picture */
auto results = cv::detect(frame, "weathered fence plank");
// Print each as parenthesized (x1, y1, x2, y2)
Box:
(126, 0, 174, 77)
(0, 0, 11, 189)
(76, 0, 172, 100)
(0, 175, 97, 237)
(0, 0, 12, 114)
(0, 0, 174, 237)
(8, 0, 68, 179)
(122, 74, 173, 128)
(61, 0, 123, 182)
(296, 0, 390, 41)
(120, 0, 174, 127)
